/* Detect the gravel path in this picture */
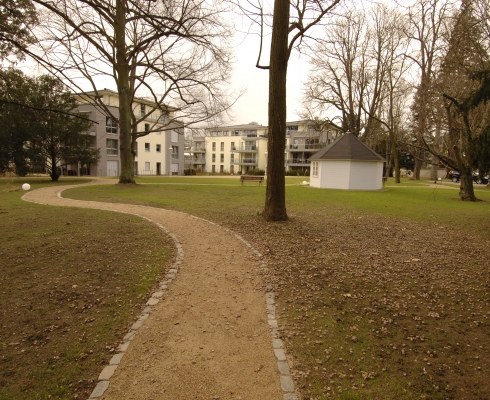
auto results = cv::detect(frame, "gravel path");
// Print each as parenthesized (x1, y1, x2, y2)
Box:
(22, 180, 297, 400)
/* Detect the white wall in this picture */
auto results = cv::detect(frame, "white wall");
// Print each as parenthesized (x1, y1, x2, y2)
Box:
(311, 160, 384, 190)
(349, 161, 384, 190)
(319, 160, 351, 189)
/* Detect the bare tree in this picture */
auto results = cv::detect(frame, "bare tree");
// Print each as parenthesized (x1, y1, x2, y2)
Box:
(31, 0, 235, 183)
(238, 0, 340, 220)
(403, 0, 454, 180)
(424, 0, 490, 201)
(303, 9, 371, 136)
(365, 4, 412, 183)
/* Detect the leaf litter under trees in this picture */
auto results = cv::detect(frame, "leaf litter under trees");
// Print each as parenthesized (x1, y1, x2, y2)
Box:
(223, 205, 490, 399)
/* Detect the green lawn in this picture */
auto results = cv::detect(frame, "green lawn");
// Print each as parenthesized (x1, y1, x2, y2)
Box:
(66, 176, 490, 239)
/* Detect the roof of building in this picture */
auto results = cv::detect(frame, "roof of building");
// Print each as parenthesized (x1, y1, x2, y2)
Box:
(75, 88, 177, 111)
(309, 132, 385, 161)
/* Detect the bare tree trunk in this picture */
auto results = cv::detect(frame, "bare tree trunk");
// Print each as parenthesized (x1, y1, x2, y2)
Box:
(50, 153, 59, 181)
(459, 169, 477, 201)
(430, 117, 441, 181)
(394, 149, 400, 183)
(115, 0, 135, 184)
(262, 0, 289, 221)
(389, 130, 400, 183)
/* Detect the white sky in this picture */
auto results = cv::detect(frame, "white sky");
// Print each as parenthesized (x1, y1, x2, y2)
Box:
(227, 31, 310, 126)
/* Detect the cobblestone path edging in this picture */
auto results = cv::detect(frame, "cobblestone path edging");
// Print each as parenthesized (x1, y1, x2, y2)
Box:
(22, 182, 298, 400)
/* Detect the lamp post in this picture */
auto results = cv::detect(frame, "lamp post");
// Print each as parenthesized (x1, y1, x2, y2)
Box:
(169, 146, 173, 176)
(264, 151, 268, 176)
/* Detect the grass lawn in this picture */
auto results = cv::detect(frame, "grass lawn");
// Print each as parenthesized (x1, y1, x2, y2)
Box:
(64, 176, 490, 400)
(0, 177, 174, 400)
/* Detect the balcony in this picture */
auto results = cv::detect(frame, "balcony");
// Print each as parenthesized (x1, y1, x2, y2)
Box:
(231, 145, 257, 152)
(190, 157, 206, 164)
(286, 143, 324, 152)
(285, 158, 311, 166)
(231, 158, 257, 165)
(191, 146, 206, 153)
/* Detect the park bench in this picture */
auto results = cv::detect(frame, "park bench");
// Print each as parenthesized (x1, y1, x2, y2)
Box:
(240, 175, 264, 186)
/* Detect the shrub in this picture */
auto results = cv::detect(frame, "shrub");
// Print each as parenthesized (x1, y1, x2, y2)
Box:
(246, 169, 265, 176)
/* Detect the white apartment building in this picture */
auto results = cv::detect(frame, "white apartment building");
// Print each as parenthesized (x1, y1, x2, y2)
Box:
(188, 121, 336, 174)
(72, 89, 184, 177)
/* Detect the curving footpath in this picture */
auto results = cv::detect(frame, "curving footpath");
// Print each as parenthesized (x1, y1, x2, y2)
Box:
(22, 180, 298, 400)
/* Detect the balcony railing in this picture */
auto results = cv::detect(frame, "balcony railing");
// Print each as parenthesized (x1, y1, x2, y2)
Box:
(287, 144, 324, 151)
(286, 159, 311, 165)
(191, 146, 206, 152)
(231, 145, 257, 151)
(231, 158, 257, 165)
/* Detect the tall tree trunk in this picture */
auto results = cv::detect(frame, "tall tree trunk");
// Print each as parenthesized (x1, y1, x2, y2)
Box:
(115, 0, 135, 184)
(459, 169, 477, 201)
(50, 153, 59, 181)
(413, 74, 431, 180)
(393, 149, 400, 183)
(430, 117, 441, 181)
(389, 130, 400, 183)
(262, 0, 289, 221)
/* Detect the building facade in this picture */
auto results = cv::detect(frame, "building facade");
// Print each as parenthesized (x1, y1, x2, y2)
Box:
(71, 89, 184, 177)
(188, 121, 336, 174)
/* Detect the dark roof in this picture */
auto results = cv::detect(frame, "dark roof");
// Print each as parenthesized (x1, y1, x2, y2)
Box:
(309, 132, 385, 161)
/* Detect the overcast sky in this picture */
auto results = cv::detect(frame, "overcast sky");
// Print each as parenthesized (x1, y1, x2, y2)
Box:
(227, 30, 310, 126)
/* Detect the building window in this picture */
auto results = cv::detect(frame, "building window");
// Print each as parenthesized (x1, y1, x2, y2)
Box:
(106, 139, 118, 155)
(145, 162, 150, 171)
(171, 146, 178, 159)
(145, 123, 150, 133)
(171, 130, 178, 142)
(212, 154, 216, 162)
(156, 144, 161, 152)
(220, 142, 224, 151)
(106, 117, 118, 134)
(141, 104, 146, 117)
(287, 125, 298, 131)
(220, 165, 224, 173)
(134, 142, 138, 157)
(145, 143, 150, 152)
(230, 153, 234, 162)
(312, 161, 318, 177)
(234, 131, 239, 136)
(212, 142, 216, 151)
(212, 165, 215, 173)
(231, 142, 235, 150)
(220, 154, 224, 163)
